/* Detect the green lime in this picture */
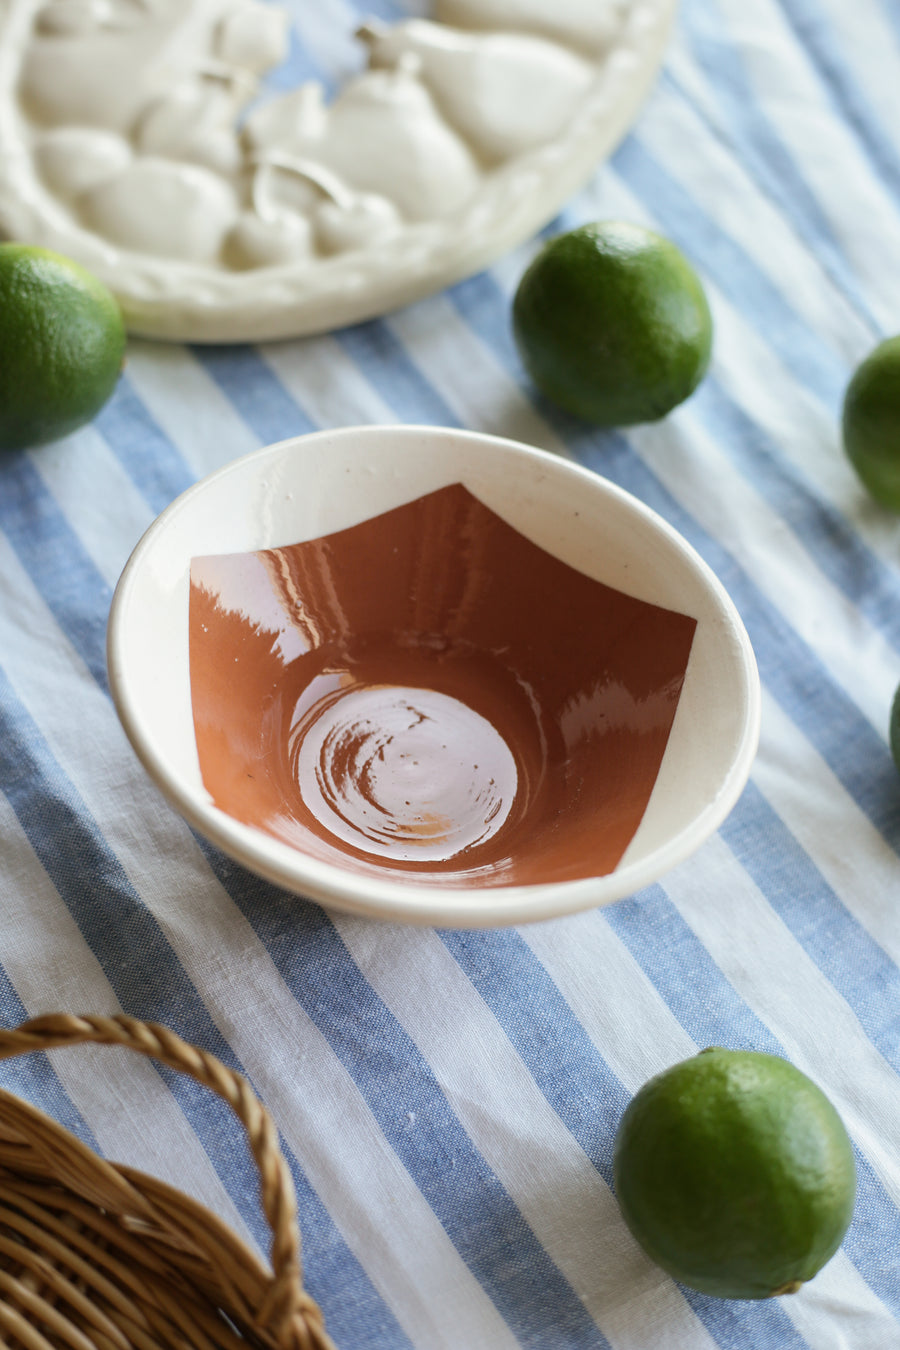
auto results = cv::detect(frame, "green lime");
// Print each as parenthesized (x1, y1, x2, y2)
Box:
(889, 682, 900, 773)
(512, 220, 712, 426)
(613, 1047, 856, 1300)
(842, 336, 900, 509)
(0, 242, 126, 452)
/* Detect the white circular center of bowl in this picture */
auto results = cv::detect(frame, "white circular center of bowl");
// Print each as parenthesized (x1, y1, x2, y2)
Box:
(290, 682, 518, 862)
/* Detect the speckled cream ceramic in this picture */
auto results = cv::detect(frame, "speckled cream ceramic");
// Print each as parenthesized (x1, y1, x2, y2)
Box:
(107, 426, 761, 927)
(0, 0, 677, 340)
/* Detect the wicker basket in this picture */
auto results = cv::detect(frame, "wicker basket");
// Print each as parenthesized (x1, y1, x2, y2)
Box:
(0, 1012, 337, 1349)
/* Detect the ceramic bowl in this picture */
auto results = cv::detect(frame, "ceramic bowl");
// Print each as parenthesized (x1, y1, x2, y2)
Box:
(107, 425, 760, 927)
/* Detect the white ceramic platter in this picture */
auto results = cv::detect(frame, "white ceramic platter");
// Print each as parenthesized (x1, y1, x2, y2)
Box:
(0, 0, 677, 341)
(107, 425, 761, 928)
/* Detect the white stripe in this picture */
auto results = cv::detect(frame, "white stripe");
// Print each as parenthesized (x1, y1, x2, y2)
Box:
(0, 531, 517, 1350)
(333, 917, 718, 1350)
(665, 834, 900, 1212)
(615, 84, 872, 364)
(814, 0, 900, 133)
(665, 19, 733, 137)
(488, 235, 542, 300)
(30, 429, 154, 590)
(522, 910, 696, 1092)
(784, 1262, 900, 1350)
(0, 791, 257, 1247)
(710, 0, 900, 332)
(387, 296, 569, 451)
(753, 688, 900, 966)
(699, 291, 889, 537)
(262, 334, 398, 428)
(197, 945, 521, 1350)
(125, 342, 260, 480)
(628, 408, 900, 738)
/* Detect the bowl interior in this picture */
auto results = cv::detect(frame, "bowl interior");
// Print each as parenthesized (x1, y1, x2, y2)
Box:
(189, 480, 698, 887)
(108, 426, 760, 925)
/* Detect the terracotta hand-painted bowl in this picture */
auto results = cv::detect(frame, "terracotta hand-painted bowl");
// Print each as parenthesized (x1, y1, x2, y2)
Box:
(107, 425, 760, 927)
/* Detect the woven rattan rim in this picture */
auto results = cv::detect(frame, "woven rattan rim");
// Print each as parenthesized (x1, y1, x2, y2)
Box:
(0, 1012, 337, 1349)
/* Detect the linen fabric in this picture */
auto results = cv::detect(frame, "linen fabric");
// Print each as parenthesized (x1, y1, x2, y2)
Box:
(1, 1, 899, 1346)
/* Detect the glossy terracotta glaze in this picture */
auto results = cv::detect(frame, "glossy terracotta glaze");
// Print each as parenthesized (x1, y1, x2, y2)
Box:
(188, 482, 696, 888)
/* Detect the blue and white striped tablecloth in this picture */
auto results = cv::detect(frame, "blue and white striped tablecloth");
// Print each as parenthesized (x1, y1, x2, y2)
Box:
(2, 1, 900, 1346)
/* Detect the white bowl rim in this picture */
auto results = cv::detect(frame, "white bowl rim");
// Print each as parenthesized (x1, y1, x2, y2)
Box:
(107, 424, 761, 927)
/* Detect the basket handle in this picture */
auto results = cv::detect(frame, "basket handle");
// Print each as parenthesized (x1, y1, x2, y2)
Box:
(0, 1012, 333, 1348)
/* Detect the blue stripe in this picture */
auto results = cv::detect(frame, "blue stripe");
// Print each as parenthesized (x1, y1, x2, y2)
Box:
(192, 871, 610, 1350)
(264, 22, 322, 92)
(0, 961, 100, 1150)
(0, 668, 258, 1133)
(0, 454, 110, 691)
(96, 377, 195, 515)
(676, 0, 879, 329)
(437, 931, 632, 1191)
(447, 271, 523, 374)
(605, 890, 782, 1058)
(443, 928, 810, 1347)
(338, 321, 461, 427)
(346, 0, 408, 21)
(721, 782, 900, 1071)
(193, 344, 317, 444)
(257, 2, 338, 97)
(689, 376, 900, 649)
(777, 0, 900, 200)
(877, 0, 900, 50)
(607, 888, 900, 1318)
(239, 18, 322, 132)
(0, 671, 398, 1349)
(711, 782, 900, 1314)
(609, 135, 848, 410)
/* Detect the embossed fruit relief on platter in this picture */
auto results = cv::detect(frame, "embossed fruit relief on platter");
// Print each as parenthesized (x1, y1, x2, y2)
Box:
(0, 0, 677, 339)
